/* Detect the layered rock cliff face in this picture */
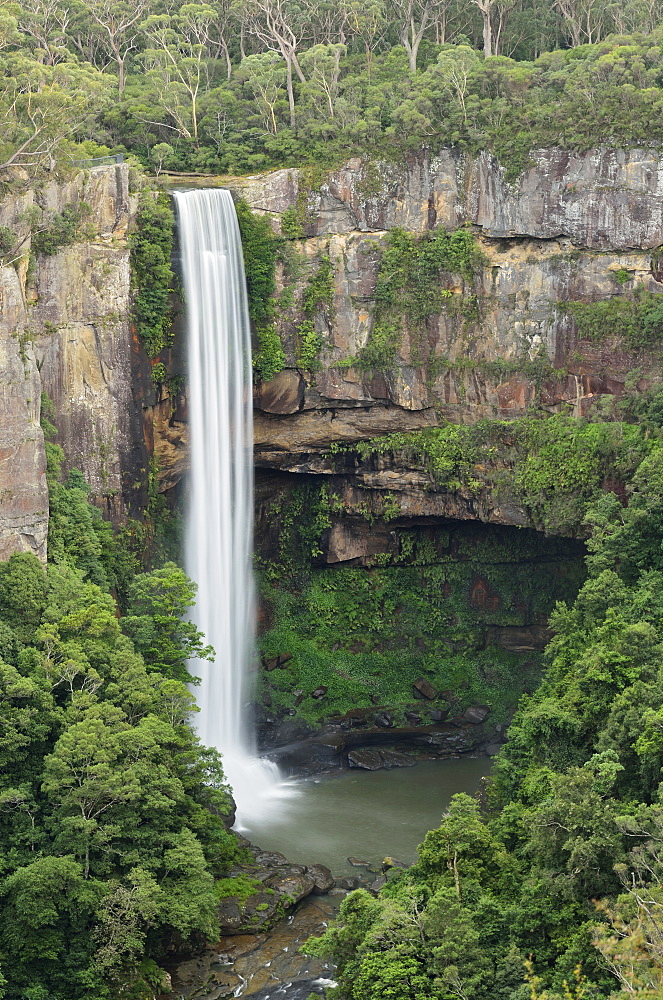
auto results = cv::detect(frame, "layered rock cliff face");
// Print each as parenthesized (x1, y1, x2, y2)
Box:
(2, 150, 660, 564)
(220, 149, 663, 548)
(0, 164, 148, 560)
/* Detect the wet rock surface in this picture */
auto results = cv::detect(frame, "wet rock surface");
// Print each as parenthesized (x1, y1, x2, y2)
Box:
(217, 845, 337, 936)
(164, 894, 339, 999)
(259, 704, 502, 777)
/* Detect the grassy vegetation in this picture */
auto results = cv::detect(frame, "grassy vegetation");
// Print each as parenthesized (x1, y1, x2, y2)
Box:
(330, 415, 652, 535)
(561, 286, 663, 350)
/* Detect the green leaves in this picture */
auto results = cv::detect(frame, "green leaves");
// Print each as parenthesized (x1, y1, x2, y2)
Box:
(128, 192, 175, 359)
(356, 226, 484, 373)
(122, 562, 213, 682)
(0, 490, 236, 996)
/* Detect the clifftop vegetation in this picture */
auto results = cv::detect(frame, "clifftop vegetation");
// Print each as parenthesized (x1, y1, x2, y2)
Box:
(3, 1, 663, 180)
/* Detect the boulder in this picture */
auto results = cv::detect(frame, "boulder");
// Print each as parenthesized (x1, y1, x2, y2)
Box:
(347, 857, 371, 867)
(380, 749, 416, 768)
(347, 749, 383, 770)
(257, 368, 305, 414)
(373, 712, 393, 728)
(382, 857, 409, 872)
(463, 705, 490, 724)
(429, 708, 449, 723)
(336, 876, 361, 890)
(369, 875, 387, 893)
(306, 863, 335, 894)
(253, 850, 288, 866)
(311, 686, 328, 699)
(412, 678, 438, 700)
(265, 870, 316, 904)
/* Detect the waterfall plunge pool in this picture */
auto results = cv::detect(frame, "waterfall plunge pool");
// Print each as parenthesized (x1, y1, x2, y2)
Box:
(239, 756, 491, 877)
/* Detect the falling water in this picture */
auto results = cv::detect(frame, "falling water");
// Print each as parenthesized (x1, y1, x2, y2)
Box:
(174, 189, 290, 829)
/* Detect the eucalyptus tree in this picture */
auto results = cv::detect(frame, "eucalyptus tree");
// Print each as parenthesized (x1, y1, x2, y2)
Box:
(299, 41, 345, 118)
(341, 0, 387, 79)
(139, 3, 217, 140)
(242, 0, 308, 129)
(388, 0, 447, 73)
(553, 0, 614, 45)
(239, 50, 285, 133)
(15, 0, 72, 66)
(0, 55, 111, 171)
(73, 0, 152, 95)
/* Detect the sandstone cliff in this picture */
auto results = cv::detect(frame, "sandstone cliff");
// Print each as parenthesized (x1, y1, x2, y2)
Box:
(230, 148, 663, 553)
(2, 149, 661, 564)
(0, 164, 148, 560)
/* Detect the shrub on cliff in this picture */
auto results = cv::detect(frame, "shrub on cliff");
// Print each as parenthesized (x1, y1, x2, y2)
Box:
(129, 192, 175, 358)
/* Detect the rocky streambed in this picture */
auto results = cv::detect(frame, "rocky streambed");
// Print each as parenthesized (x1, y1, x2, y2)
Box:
(163, 753, 491, 999)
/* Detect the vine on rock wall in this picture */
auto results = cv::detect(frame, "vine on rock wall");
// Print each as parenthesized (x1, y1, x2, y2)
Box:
(235, 198, 286, 382)
(350, 226, 486, 373)
(296, 254, 334, 372)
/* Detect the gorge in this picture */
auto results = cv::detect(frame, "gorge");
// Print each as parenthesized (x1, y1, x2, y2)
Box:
(3, 143, 663, 998)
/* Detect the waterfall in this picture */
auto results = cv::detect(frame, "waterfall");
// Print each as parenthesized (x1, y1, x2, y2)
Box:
(174, 189, 289, 829)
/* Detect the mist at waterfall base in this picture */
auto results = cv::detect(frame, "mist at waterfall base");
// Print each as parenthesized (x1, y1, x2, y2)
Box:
(174, 188, 294, 830)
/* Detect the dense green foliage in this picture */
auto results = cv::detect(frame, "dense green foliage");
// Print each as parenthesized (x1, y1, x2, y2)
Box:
(332, 414, 651, 534)
(4, 0, 663, 181)
(562, 287, 663, 350)
(0, 409, 238, 998)
(306, 427, 663, 998)
(257, 456, 588, 724)
(259, 509, 583, 724)
(128, 192, 175, 358)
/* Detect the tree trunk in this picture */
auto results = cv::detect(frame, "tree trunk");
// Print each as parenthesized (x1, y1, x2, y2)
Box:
(285, 56, 296, 130)
(482, 10, 492, 56)
(222, 38, 232, 79)
(291, 48, 306, 83)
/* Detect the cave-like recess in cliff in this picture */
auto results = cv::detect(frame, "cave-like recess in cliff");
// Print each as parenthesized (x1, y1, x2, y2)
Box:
(253, 469, 587, 741)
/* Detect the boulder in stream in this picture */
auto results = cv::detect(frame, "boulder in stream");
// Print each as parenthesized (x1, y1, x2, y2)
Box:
(347, 748, 383, 769)
(380, 749, 416, 768)
(306, 863, 335, 894)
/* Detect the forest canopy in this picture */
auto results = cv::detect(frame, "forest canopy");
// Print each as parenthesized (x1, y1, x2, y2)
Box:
(3, 0, 663, 178)
(0, 413, 238, 998)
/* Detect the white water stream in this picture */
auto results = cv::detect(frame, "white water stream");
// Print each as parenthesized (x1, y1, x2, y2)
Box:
(174, 188, 292, 829)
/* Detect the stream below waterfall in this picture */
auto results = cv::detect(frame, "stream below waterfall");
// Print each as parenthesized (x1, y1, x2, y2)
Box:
(241, 757, 491, 876)
(165, 757, 491, 1000)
